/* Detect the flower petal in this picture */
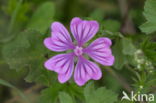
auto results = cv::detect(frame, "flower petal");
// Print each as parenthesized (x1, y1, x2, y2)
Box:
(44, 37, 72, 52)
(70, 17, 99, 46)
(51, 22, 71, 41)
(74, 56, 102, 86)
(44, 22, 74, 52)
(84, 37, 115, 66)
(44, 53, 75, 83)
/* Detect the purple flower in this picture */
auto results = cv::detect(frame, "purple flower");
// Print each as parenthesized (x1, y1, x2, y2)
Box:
(44, 17, 114, 86)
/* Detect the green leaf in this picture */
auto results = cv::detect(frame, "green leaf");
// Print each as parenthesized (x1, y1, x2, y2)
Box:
(37, 83, 84, 103)
(27, 2, 55, 33)
(2, 30, 43, 70)
(101, 30, 124, 39)
(103, 20, 121, 32)
(143, 0, 156, 23)
(141, 39, 156, 63)
(0, 79, 29, 103)
(59, 92, 74, 103)
(37, 84, 69, 103)
(122, 38, 136, 55)
(84, 83, 118, 103)
(38, 86, 61, 103)
(140, 0, 156, 34)
(104, 74, 121, 93)
(84, 83, 95, 102)
(112, 39, 126, 69)
(89, 9, 104, 22)
(140, 22, 156, 34)
(2, 31, 31, 70)
(2, 30, 53, 85)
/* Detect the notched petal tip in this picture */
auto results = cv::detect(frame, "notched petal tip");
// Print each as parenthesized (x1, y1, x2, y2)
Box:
(45, 24, 74, 52)
(89, 20, 99, 28)
(103, 56, 115, 66)
(103, 55, 115, 66)
(95, 37, 112, 47)
(76, 81, 86, 86)
(51, 22, 62, 31)
(92, 70, 102, 80)
(102, 37, 112, 46)
(44, 59, 54, 71)
(70, 17, 100, 46)
(58, 74, 68, 83)
(71, 17, 82, 25)
(43, 37, 53, 51)
(84, 37, 114, 66)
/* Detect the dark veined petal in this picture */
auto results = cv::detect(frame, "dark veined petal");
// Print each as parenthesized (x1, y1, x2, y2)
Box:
(44, 53, 75, 83)
(70, 17, 99, 46)
(74, 56, 102, 86)
(84, 37, 115, 66)
(44, 22, 74, 52)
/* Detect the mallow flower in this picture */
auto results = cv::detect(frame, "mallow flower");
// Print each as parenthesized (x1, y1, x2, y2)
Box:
(44, 17, 114, 86)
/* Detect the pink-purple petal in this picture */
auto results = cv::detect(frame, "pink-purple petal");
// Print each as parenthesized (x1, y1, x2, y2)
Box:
(70, 17, 99, 46)
(44, 53, 75, 83)
(51, 22, 71, 41)
(44, 37, 73, 52)
(44, 18, 115, 86)
(44, 22, 74, 52)
(74, 56, 102, 86)
(58, 62, 74, 83)
(84, 37, 115, 66)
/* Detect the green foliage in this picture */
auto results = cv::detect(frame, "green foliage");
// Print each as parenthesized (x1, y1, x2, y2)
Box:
(0, 0, 156, 102)
(103, 20, 121, 32)
(0, 0, 24, 43)
(2, 30, 53, 85)
(5, 0, 24, 34)
(112, 39, 126, 69)
(140, 0, 156, 34)
(4, 0, 30, 23)
(104, 74, 122, 93)
(141, 38, 156, 63)
(111, 36, 137, 70)
(4, 31, 37, 68)
(84, 83, 118, 103)
(27, 2, 55, 34)
(1, 1, 56, 85)
(89, 9, 104, 22)
(59, 92, 74, 103)
(2, 31, 31, 70)
(38, 83, 83, 103)
(38, 86, 60, 103)
(122, 37, 136, 55)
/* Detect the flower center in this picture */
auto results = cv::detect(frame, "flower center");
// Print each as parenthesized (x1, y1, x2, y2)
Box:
(74, 46, 83, 56)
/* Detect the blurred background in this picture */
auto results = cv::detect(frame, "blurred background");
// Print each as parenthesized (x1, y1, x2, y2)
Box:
(0, 0, 156, 103)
